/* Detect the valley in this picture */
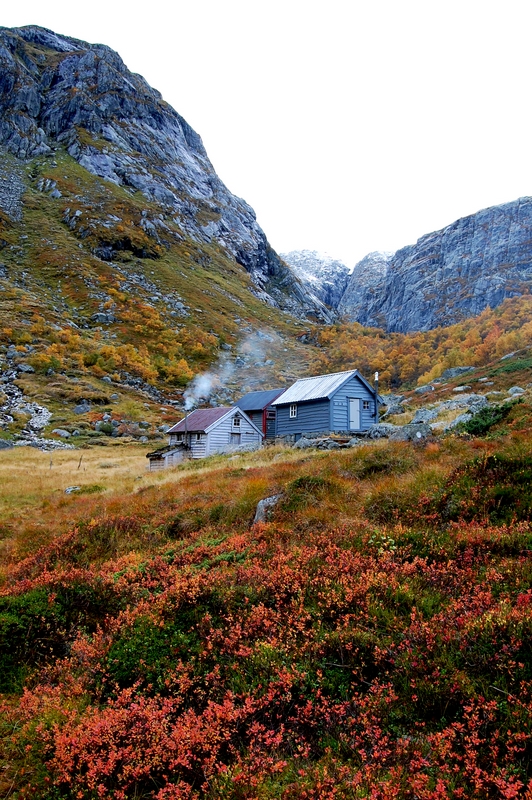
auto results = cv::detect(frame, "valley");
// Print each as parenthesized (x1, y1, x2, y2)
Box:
(1, 22, 532, 800)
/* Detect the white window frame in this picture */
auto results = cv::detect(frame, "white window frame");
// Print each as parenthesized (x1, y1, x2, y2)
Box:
(363, 400, 370, 410)
(289, 404, 297, 419)
(232, 415, 241, 428)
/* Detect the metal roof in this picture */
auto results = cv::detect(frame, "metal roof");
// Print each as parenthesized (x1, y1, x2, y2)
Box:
(272, 370, 365, 405)
(167, 407, 232, 434)
(234, 388, 285, 412)
(167, 406, 263, 437)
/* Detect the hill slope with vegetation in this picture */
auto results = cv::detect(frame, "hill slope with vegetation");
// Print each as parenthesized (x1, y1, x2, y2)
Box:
(2, 374, 532, 798)
(2, 25, 532, 451)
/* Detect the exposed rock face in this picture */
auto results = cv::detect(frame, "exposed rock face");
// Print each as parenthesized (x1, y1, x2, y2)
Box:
(281, 250, 350, 308)
(0, 151, 24, 221)
(0, 25, 328, 321)
(337, 252, 393, 328)
(338, 199, 532, 332)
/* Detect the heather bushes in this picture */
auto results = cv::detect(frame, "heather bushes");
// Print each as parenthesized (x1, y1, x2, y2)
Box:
(3, 436, 532, 797)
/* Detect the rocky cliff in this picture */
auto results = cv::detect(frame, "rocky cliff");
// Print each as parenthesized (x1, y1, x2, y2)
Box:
(337, 198, 532, 332)
(0, 25, 328, 321)
(281, 250, 350, 308)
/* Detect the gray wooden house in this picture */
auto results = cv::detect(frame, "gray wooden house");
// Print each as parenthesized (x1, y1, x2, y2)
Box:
(272, 369, 382, 439)
(166, 406, 263, 459)
(234, 388, 285, 440)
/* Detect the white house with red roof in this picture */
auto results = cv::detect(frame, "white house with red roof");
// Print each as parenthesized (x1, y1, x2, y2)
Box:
(147, 406, 263, 469)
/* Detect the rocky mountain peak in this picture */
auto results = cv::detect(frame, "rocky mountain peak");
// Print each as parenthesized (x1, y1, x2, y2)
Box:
(281, 250, 350, 308)
(337, 199, 532, 333)
(0, 25, 329, 322)
(289, 200, 532, 334)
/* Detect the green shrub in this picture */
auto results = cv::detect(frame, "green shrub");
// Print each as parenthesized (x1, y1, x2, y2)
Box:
(437, 453, 532, 523)
(460, 403, 514, 436)
(351, 447, 415, 479)
(106, 616, 201, 691)
(281, 475, 331, 511)
(492, 357, 532, 374)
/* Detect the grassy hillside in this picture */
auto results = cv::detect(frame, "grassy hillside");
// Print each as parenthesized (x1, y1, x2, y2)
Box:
(3, 146, 532, 450)
(0, 148, 316, 442)
(2, 383, 532, 798)
(310, 294, 532, 389)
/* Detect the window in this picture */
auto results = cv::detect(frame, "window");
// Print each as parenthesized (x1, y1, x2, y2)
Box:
(289, 404, 297, 419)
(196, 433, 202, 441)
(363, 400, 370, 410)
(232, 415, 241, 428)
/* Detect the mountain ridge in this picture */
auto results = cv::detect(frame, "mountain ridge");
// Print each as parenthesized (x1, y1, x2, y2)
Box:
(287, 199, 532, 332)
(0, 24, 330, 323)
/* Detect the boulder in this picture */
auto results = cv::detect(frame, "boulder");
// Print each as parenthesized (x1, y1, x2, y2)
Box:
(293, 437, 318, 449)
(253, 494, 282, 524)
(91, 312, 115, 324)
(389, 423, 432, 441)
(52, 428, 71, 438)
(381, 393, 405, 406)
(440, 366, 475, 380)
(366, 423, 400, 439)
(383, 403, 406, 417)
(444, 413, 473, 431)
(412, 408, 438, 424)
(508, 386, 525, 395)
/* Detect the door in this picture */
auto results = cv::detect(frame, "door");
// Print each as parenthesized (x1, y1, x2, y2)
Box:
(348, 398, 361, 430)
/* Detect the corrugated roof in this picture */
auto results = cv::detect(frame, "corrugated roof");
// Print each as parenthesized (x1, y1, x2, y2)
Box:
(234, 388, 285, 411)
(167, 407, 231, 434)
(272, 370, 360, 405)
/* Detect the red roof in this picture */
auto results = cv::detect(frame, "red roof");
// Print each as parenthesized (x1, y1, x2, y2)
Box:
(167, 407, 231, 434)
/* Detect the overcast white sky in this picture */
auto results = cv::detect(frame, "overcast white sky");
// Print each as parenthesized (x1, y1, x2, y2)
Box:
(2, 1, 532, 265)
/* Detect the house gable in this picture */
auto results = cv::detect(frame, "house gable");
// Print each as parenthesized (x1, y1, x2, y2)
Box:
(329, 373, 379, 430)
(273, 370, 381, 437)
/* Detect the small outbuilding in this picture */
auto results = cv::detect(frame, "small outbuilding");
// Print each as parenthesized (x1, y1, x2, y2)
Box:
(166, 406, 263, 459)
(272, 369, 383, 440)
(234, 388, 285, 440)
(146, 444, 187, 472)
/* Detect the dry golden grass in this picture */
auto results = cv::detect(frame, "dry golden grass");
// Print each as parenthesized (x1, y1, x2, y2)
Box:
(0, 429, 504, 582)
(0, 445, 148, 570)
(0, 442, 310, 574)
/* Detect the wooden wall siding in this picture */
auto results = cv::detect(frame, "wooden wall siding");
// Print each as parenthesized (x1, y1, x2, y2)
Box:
(247, 411, 264, 432)
(276, 399, 330, 436)
(331, 375, 378, 431)
(190, 435, 207, 458)
(276, 377, 378, 437)
(265, 409, 276, 439)
(206, 415, 262, 456)
(148, 449, 186, 471)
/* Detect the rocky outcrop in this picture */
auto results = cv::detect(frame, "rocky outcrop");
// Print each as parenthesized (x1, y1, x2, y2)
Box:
(0, 150, 24, 221)
(338, 199, 532, 332)
(281, 250, 350, 308)
(337, 252, 393, 327)
(0, 25, 328, 322)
